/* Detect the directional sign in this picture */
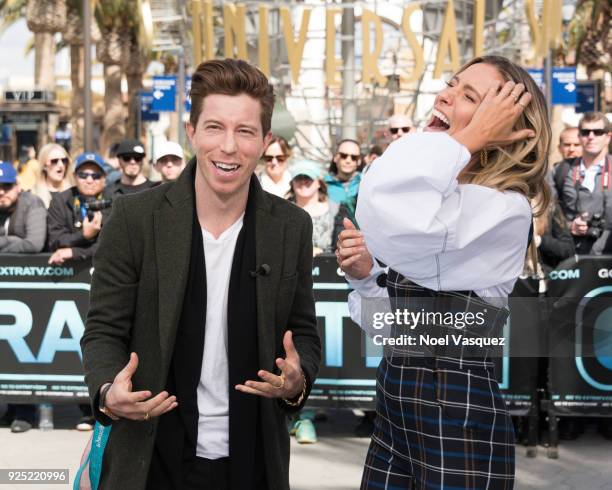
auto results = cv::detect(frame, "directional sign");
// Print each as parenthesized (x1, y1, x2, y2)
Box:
(185, 78, 192, 113)
(140, 91, 159, 122)
(151, 75, 177, 112)
(552, 67, 577, 105)
(526, 68, 544, 92)
(575, 80, 601, 113)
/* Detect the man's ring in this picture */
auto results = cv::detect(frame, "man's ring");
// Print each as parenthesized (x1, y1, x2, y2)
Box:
(275, 374, 285, 389)
(143, 412, 150, 421)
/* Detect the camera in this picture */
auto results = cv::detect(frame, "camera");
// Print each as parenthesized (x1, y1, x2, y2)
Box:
(586, 213, 604, 240)
(83, 198, 112, 221)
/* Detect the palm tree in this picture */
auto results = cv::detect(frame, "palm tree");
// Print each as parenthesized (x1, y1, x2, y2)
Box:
(565, 0, 611, 97)
(122, 21, 151, 139)
(95, 0, 131, 155)
(25, 0, 67, 90)
(61, 0, 100, 155)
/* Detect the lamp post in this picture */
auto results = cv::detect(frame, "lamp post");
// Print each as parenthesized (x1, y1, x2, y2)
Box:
(83, 0, 93, 152)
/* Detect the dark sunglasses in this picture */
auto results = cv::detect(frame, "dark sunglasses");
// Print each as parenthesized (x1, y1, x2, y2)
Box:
(120, 154, 144, 163)
(49, 157, 69, 165)
(579, 128, 608, 137)
(390, 127, 411, 135)
(338, 152, 360, 162)
(0, 183, 15, 192)
(263, 155, 286, 163)
(76, 171, 104, 180)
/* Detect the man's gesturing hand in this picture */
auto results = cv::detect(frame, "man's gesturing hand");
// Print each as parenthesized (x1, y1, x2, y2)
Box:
(104, 352, 178, 421)
(235, 331, 304, 400)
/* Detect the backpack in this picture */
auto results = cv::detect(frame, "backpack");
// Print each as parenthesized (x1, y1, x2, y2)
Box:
(553, 157, 579, 198)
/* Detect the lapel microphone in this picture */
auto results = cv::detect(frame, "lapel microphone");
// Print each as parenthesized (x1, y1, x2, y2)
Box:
(250, 264, 271, 278)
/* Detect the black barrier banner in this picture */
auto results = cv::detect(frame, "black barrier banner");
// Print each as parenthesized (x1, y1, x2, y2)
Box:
(547, 256, 612, 415)
(0, 255, 92, 403)
(0, 253, 561, 412)
(494, 277, 542, 414)
(307, 255, 378, 409)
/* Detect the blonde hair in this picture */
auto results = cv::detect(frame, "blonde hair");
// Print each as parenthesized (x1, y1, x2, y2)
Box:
(32, 143, 73, 208)
(457, 56, 551, 217)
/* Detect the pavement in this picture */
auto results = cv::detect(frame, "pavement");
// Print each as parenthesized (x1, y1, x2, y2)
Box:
(0, 406, 611, 490)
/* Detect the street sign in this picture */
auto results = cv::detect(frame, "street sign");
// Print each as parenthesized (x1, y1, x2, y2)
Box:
(151, 75, 177, 112)
(185, 78, 192, 113)
(552, 67, 577, 105)
(527, 68, 544, 91)
(575, 80, 601, 113)
(140, 91, 159, 122)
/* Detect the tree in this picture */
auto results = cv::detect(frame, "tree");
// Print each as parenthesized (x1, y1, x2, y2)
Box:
(61, 0, 100, 155)
(25, 0, 67, 90)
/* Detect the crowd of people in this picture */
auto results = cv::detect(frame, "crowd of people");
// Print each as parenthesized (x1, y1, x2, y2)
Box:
(0, 137, 186, 433)
(2, 109, 611, 446)
(0, 111, 412, 440)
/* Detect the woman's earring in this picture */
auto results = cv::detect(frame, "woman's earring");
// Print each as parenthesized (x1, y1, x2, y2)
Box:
(480, 149, 488, 167)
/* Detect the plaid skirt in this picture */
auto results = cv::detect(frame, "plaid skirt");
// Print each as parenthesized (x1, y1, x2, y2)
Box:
(361, 270, 515, 490)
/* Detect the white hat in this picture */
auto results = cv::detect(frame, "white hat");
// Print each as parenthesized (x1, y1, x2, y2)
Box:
(154, 141, 184, 163)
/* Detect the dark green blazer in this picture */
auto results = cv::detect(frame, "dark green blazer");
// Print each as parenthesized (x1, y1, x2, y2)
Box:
(81, 161, 321, 490)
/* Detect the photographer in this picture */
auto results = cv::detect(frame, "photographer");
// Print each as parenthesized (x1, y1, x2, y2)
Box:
(558, 113, 611, 254)
(47, 152, 112, 265)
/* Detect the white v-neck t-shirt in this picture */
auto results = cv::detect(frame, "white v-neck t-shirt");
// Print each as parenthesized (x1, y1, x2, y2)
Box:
(196, 214, 244, 460)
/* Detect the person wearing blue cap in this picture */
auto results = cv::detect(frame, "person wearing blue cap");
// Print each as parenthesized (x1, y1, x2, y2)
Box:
(47, 152, 112, 266)
(0, 160, 47, 434)
(287, 159, 339, 257)
(0, 161, 47, 254)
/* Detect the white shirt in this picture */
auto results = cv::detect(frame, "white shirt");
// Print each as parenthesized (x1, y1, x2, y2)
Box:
(347, 132, 531, 330)
(259, 170, 292, 197)
(579, 159, 605, 193)
(196, 215, 244, 459)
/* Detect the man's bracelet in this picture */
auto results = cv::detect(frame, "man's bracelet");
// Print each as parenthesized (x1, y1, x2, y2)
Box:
(99, 383, 119, 421)
(283, 372, 307, 407)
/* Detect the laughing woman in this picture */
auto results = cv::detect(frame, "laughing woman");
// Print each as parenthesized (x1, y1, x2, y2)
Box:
(336, 56, 550, 489)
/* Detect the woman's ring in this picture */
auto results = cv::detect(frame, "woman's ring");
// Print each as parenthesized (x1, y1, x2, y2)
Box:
(143, 412, 150, 421)
(275, 374, 285, 389)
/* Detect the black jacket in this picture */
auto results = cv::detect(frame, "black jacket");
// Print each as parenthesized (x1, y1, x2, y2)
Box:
(46, 187, 113, 260)
(81, 162, 320, 490)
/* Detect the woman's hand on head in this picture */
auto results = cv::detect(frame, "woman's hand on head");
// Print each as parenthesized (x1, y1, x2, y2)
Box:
(335, 218, 373, 280)
(452, 80, 535, 154)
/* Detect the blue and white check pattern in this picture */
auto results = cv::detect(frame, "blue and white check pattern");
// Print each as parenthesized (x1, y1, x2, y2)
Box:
(361, 269, 515, 490)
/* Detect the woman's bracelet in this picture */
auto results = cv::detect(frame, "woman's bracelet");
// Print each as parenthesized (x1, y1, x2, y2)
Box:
(283, 371, 307, 407)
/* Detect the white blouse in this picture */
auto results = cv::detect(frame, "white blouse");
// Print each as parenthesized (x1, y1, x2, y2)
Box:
(347, 132, 531, 329)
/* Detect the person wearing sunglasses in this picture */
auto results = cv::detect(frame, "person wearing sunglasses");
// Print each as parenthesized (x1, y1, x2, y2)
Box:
(0, 161, 47, 435)
(556, 112, 612, 255)
(325, 139, 363, 224)
(108, 138, 158, 197)
(32, 143, 73, 208)
(46, 151, 112, 433)
(47, 152, 112, 266)
(154, 140, 186, 183)
(387, 113, 415, 141)
(259, 135, 293, 197)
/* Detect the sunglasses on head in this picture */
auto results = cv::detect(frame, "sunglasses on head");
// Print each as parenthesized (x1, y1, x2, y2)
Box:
(579, 128, 608, 137)
(49, 157, 69, 165)
(76, 171, 103, 180)
(338, 152, 360, 162)
(120, 154, 144, 163)
(390, 127, 411, 135)
(263, 155, 286, 163)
